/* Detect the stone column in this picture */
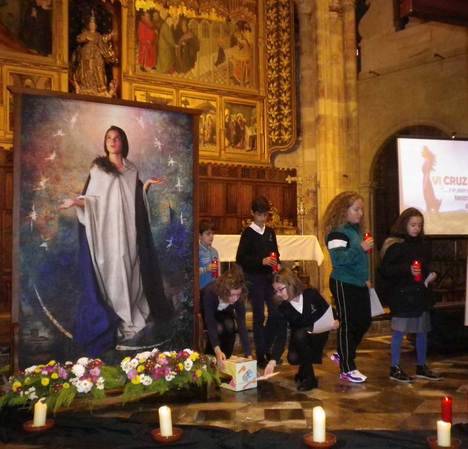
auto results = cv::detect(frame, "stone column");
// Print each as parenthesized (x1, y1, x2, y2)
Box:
(314, 0, 360, 292)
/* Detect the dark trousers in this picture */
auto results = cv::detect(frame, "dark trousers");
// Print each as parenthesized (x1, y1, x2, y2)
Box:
(204, 310, 237, 358)
(330, 278, 371, 373)
(287, 328, 329, 365)
(287, 328, 329, 380)
(247, 273, 287, 361)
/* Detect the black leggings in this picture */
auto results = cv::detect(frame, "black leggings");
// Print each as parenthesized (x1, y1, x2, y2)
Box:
(330, 278, 371, 372)
(205, 310, 238, 358)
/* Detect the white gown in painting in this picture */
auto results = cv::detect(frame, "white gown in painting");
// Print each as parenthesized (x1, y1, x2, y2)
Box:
(76, 160, 150, 339)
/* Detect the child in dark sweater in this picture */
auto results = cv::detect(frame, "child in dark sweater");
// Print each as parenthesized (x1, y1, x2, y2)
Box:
(236, 196, 287, 368)
(201, 265, 251, 369)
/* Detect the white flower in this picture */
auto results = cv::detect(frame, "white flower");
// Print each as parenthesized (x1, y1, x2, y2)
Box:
(76, 357, 89, 366)
(96, 377, 105, 390)
(141, 375, 153, 386)
(24, 365, 37, 375)
(165, 373, 175, 382)
(71, 364, 85, 378)
(136, 351, 151, 363)
(129, 358, 139, 369)
(120, 357, 131, 373)
(76, 379, 93, 394)
(25, 387, 38, 400)
(183, 348, 193, 355)
(184, 359, 193, 371)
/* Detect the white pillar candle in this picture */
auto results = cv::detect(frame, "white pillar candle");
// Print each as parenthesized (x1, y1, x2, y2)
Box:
(437, 420, 451, 447)
(33, 398, 47, 427)
(312, 406, 326, 443)
(158, 405, 173, 437)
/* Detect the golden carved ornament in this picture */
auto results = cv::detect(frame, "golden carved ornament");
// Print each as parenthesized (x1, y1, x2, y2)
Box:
(265, 0, 296, 155)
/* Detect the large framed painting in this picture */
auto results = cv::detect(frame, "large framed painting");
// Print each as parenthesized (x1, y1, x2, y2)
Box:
(0, 0, 53, 57)
(133, 0, 258, 90)
(11, 89, 199, 369)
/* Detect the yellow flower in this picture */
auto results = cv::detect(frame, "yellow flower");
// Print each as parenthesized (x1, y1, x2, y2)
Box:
(131, 375, 141, 385)
(51, 373, 59, 379)
(12, 381, 22, 392)
(178, 363, 184, 371)
(195, 369, 202, 378)
(34, 367, 42, 374)
(190, 352, 200, 362)
(47, 360, 56, 366)
(41, 378, 50, 386)
(63, 383, 70, 389)
(137, 365, 145, 373)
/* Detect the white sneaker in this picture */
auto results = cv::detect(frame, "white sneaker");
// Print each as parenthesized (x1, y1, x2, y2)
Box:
(339, 369, 367, 383)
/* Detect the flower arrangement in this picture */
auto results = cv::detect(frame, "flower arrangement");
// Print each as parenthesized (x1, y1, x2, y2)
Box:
(120, 348, 219, 400)
(0, 358, 124, 412)
(0, 350, 219, 411)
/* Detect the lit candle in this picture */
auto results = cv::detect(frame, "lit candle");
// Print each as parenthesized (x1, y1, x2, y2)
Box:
(441, 396, 452, 423)
(33, 398, 47, 427)
(158, 405, 173, 437)
(312, 406, 326, 443)
(437, 420, 451, 447)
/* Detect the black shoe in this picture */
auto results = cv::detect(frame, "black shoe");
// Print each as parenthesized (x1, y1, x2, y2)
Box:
(389, 365, 412, 383)
(294, 366, 304, 384)
(297, 376, 318, 391)
(257, 355, 268, 369)
(415, 365, 441, 381)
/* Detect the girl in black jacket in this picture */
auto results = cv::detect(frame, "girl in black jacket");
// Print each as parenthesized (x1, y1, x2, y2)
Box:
(264, 269, 339, 391)
(201, 265, 252, 369)
(380, 208, 440, 383)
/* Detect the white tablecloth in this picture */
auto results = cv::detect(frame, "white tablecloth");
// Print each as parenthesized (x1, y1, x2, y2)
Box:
(213, 234, 324, 265)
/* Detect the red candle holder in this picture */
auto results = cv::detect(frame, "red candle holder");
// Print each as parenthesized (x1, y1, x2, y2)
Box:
(364, 232, 373, 253)
(271, 252, 279, 272)
(212, 257, 219, 279)
(411, 260, 423, 282)
(441, 396, 452, 423)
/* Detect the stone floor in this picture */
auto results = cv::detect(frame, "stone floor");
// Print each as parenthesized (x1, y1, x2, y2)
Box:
(86, 334, 468, 434)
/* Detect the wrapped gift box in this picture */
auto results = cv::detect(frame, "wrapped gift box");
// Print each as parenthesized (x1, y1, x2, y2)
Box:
(220, 356, 257, 391)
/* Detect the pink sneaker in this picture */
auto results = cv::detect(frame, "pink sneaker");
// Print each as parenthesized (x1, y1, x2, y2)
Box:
(339, 370, 367, 383)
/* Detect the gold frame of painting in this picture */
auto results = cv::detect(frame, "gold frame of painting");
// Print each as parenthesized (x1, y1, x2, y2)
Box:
(221, 96, 263, 163)
(179, 91, 219, 157)
(1, 65, 61, 138)
(130, 83, 176, 106)
(0, 0, 68, 67)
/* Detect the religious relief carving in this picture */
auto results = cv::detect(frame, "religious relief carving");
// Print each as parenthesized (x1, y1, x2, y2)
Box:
(265, 0, 296, 154)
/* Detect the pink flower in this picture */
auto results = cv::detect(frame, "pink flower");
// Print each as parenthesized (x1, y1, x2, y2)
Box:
(90, 367, 101, 377)
(127, 369, 138, 380)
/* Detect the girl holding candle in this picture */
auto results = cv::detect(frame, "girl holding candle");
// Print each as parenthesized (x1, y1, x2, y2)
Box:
(380, 208, 440, 382)
(264, 268, 339, 391)
(323, 192, 373, 383)
(201, 265, 252, 368)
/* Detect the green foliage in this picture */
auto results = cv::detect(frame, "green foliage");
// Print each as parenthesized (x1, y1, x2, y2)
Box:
(0, 351, 220, 411)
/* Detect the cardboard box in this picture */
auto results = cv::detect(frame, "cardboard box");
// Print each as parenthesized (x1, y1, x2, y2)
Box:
(220, 356, 257, 391)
